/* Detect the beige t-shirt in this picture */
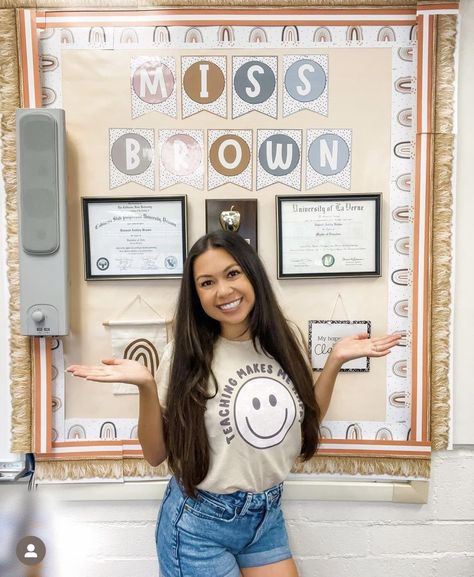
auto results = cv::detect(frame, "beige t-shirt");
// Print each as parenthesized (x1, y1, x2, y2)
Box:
(156, 337, 304, 493)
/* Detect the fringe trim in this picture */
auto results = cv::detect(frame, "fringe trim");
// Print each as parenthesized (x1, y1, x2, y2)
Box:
(430, 133, 454, 451)
(136, 0, 417, 7)
(124, 458, 169, 478)
(429, 14, 457, 450)
(0, 1, 419, 8)
(0, 8, 32, 453)
(36, 458, 125, 481)
(35, 0, 140, 7)
(434, 15, 457, 135)
(35, 455, 429, 481)
(35, 457, 169, 481)
(292, 455, 430, 478)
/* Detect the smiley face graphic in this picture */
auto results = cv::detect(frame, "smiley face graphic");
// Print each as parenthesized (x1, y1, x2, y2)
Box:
(234, 377, 297, 449)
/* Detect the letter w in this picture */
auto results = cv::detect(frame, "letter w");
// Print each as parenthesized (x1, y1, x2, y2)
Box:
(266, 141, 293, 170)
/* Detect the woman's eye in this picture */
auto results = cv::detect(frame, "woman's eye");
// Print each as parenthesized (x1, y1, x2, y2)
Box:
(228, 269, 241, 278)
(200, 280, 212, 288)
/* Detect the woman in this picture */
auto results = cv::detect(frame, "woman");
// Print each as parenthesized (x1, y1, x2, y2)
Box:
(67, 230, 399, 577)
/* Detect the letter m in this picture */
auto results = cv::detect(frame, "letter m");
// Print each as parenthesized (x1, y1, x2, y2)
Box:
(139, 65, 167, 99)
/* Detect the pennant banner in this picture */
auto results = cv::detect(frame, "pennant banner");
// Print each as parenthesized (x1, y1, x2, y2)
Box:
(306, 129, 352, 190)
(208, 130, 253, 191)
(232, 56, 278, 119)
(283, 54, 328, 117)
(159, 129, 204, 190)
(257, 129, 302, 190)
(109, 128, 155, 190)
(131, 56, 177, 119)
(181, 56, 227, 119)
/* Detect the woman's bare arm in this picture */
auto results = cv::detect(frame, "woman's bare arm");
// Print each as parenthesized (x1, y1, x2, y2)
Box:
(66, 359, 167, 467)
(314, 333, 401, 419)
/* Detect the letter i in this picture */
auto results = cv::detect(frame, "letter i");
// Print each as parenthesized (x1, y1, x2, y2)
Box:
(200, 64, 209, 98)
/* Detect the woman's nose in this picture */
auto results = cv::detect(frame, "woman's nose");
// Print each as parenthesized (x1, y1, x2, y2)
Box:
(216, 281, 233, 297)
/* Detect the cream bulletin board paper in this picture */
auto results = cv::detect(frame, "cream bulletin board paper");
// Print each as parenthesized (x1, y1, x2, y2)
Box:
(12, 3, 458, 476)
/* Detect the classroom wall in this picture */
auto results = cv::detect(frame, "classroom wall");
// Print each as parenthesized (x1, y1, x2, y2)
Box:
(2, 1, 473, 576)
(37, 2, 474, 576)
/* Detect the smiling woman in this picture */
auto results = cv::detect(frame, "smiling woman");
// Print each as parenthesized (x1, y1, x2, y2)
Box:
(193, 247, 256, 341)
(67, 230, 399, 577)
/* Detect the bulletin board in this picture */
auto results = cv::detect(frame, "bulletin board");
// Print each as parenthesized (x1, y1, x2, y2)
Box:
(1, 0, 457, 481)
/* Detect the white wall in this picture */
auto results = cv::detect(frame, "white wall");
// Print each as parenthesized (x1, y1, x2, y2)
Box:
(39, 450, 473, 577)
(453, 0, 474, 444)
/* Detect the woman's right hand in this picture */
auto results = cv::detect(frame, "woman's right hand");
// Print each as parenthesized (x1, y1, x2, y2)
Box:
(66, 358, 155, 390)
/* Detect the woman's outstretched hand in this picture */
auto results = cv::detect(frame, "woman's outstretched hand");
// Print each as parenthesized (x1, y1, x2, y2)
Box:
(66, 358, 155, 390)
(330, 333, 401, 365)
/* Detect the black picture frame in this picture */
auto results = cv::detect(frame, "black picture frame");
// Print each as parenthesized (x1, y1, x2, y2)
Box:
(82, 196, 187, 280)
(276, 194, 381, 279)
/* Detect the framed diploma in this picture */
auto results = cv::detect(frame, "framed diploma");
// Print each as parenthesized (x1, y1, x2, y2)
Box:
(309, 319, 371, 372)
(277, 194, 381, 278)
(82, 196, 187, 280)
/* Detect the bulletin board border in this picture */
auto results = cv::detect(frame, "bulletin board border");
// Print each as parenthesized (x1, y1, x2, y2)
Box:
(0, 6, 31, 454)
(429, 14, 456, 451)
(3, 1, 457, 480)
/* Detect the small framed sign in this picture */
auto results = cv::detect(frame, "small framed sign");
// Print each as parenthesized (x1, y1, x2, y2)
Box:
(205, 199, 258, 250)
(82, 196, 187, 280)
(309, 320, 371, 372)
(277, 194, 381, 278)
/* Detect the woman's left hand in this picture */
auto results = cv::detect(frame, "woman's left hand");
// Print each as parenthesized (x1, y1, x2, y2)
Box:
(330, 332, 401, 365)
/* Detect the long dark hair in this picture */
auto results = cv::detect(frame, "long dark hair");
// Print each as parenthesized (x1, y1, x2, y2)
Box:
(164, 231, 321, 495)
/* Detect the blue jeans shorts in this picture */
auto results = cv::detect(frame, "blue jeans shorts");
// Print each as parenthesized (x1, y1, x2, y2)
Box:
(156, 476, 292, 577)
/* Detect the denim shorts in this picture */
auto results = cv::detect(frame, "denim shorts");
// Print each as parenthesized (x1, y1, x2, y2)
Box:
(155, 476, 292, 577)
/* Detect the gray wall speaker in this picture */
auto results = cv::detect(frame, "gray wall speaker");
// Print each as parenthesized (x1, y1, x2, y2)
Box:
(16, 108, 69, 336)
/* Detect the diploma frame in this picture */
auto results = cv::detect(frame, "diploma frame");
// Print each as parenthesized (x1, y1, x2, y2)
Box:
(82, 196, 187, 280)
(276, 194, 381, 279)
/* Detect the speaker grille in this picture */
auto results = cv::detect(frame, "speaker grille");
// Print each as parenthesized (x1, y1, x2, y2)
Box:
(18, 113, 60, 254)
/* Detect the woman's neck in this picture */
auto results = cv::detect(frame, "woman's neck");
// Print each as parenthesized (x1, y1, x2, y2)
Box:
(220, 326, 252, 341)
